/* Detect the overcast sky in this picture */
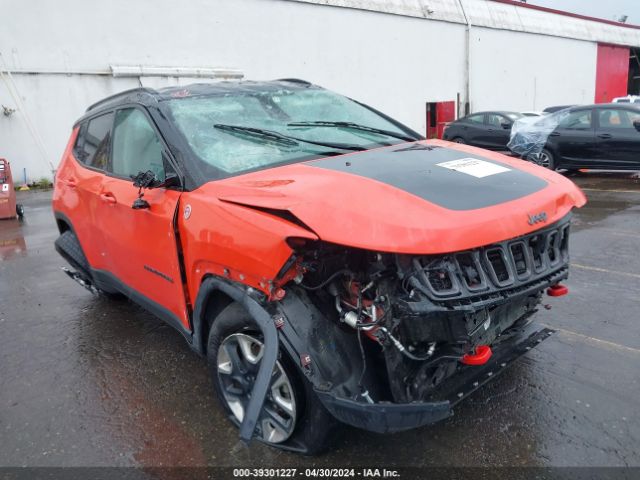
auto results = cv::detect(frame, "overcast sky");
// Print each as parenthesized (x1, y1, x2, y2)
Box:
(528, 0, 639, 25)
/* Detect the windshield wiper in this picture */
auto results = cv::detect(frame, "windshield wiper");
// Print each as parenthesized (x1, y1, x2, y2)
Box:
(213, 124, 366, 151)
(287, 121, 418, 142)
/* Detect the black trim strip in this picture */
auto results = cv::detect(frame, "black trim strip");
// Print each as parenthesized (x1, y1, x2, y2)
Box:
(91, 269, 193, 343)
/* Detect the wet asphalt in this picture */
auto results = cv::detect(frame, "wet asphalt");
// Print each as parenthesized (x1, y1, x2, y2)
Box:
(0, 171, 639, 469)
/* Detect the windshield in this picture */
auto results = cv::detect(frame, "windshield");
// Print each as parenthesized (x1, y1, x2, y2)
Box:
(164, 87, 416, 179)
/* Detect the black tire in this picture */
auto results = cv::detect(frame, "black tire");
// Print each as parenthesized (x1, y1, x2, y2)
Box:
(540, 148, 556, 170)
(452, 137, 466, 144)
(207, 302, 339, 454)
(55, 230, 91, 274)
(16, 204, 24, 218)
(55, 230, 122, 298)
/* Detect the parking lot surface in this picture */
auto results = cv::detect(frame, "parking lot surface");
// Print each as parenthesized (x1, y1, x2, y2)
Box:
(1, 171, 639, 468)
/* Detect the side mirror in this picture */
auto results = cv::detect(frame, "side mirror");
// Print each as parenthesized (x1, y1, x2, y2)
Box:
(131, 170, 180, 189)
(634, 120, 640, 132)
(501, 122, 511, 129)
(130, 170, 181, 210)
(132, 170, 157, 189)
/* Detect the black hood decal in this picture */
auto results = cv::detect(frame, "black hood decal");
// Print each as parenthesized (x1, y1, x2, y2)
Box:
(307, 145, 547, 211)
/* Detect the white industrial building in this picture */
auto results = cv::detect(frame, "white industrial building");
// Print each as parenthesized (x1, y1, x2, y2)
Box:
(1, 0, 640, 182)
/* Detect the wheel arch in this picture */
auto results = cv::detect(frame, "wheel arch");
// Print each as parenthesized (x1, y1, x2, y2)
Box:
(191, 275, 280, 443)
(53, 211, 74, 234)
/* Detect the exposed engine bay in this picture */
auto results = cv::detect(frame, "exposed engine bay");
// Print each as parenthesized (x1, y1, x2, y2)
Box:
(286, 214, 571, 404)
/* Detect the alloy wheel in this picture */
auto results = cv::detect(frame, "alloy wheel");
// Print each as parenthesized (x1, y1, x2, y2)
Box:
(217, 333, 297, 444)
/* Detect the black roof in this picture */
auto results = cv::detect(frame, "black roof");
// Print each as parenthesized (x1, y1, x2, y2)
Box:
(86, 79, 316, 113)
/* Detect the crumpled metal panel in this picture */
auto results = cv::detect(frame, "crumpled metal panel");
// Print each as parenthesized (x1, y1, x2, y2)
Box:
(288, 0, 640, 47)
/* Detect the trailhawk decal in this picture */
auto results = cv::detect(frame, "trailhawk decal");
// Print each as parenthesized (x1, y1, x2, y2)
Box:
(436, 158, 510, 178)
(308, 145, 547, 211)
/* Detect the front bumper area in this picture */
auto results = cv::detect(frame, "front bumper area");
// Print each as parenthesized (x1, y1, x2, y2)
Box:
(315, 324, 554, 433)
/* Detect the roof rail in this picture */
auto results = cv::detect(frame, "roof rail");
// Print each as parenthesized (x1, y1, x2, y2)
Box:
(275, 78, 313, 86)
(86, 87, 157, 112)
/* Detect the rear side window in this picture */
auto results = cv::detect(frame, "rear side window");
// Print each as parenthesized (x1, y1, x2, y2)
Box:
(111, 108, 164, 181)
(75, 113, 114, 170)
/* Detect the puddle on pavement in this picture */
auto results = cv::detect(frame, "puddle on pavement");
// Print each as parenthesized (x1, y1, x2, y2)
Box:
(0, 218, 27, 260)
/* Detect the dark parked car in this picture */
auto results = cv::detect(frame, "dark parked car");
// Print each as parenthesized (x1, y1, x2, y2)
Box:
(442, 111, 523, 150)
(511, 104, 640, 171)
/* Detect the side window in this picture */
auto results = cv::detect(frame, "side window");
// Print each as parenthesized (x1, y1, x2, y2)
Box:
(558, 110, 592, 130)
(75, 113, 114, 169)
(598, 109, 633, 129)
(466, 114, 485, 124)
(487, 114, 507, 127)
(112, 108, 164, 181)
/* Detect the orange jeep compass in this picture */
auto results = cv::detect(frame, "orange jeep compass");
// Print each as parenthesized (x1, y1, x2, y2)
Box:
(53, 80, 586, 453)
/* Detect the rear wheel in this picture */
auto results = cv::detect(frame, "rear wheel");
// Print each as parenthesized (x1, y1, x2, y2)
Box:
(537, 148, 555, 170)
(16, 204, 24, 219)
(207, 302, 338, 454)
(528, 148, 555, 170)
(55, 230, 122, 298)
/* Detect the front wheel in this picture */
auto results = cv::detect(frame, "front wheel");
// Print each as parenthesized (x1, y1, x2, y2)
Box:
(207, 302, 338, 454)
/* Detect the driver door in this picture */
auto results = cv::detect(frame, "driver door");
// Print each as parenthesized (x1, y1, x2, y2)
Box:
(98, 107, 189, 330)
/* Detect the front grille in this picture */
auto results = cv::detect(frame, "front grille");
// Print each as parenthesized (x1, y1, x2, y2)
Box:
(408, 214, 571, 301)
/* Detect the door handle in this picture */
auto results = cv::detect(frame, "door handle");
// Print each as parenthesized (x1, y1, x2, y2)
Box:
(100, 192, 117, 204)
(597, 133, 612, 139)
(66, 177, 78, 188)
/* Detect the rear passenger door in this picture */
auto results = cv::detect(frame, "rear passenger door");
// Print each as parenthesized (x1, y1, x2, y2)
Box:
(61, 112, 114, 271)
(595, 108, 640, 168)
(98, 107, 190, 331)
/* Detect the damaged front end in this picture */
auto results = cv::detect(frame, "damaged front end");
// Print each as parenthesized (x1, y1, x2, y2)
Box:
(272, 214, 571, 432)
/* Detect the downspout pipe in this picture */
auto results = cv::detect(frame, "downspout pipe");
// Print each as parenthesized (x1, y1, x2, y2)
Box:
(192, 277, 279, 444)
(457, 0, 472, 116)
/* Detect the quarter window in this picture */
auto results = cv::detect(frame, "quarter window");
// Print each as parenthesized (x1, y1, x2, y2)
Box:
(112, 109, 164, 180)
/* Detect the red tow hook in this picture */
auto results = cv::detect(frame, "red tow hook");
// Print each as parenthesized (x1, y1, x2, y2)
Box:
(461, 345, 492, 366)
(547, 284, 569, 297)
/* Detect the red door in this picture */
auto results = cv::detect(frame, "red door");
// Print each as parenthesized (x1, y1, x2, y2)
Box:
(98, 107, 189, 329)
(595, 44, 629, 103)
(426, 101, 456, 139)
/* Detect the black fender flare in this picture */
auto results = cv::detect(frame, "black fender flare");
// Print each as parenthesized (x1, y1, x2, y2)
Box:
(192, 276, 278, 444)
(192, 280, 370, 439)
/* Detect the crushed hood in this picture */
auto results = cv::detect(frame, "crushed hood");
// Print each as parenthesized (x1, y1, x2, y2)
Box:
(207, 140, 586, 254)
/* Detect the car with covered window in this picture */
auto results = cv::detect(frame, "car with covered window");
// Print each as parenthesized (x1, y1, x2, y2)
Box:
(509, 103, 640, 171)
